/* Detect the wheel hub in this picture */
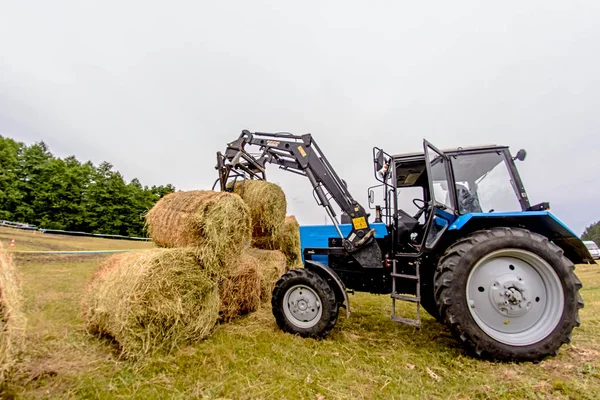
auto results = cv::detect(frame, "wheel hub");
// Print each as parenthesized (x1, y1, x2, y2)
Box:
(489, 275, 532, 317)
(285, 285, 322, 327)
(466, 249, 564, 346)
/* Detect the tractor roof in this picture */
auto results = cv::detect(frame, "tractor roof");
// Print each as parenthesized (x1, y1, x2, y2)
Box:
(392, 144, 509, 160)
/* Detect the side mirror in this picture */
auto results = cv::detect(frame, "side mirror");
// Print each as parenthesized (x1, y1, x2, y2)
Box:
(368, 188, 374, 205)
(375, 149, 385, 171)
(514, 149, 527, 161)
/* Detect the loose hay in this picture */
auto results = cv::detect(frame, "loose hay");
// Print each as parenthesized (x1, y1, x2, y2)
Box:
(245, 248, 287, 302)
(277, 216, 302, 269)
(231, 180, 286, 237)
(83, 249, 219, 358)
(0, 246, 26, 383)
(145, 190, 251, 274)
(251, 235, 278, 251)
(251, 216, 303, 270)
(219, 251, 262, 322)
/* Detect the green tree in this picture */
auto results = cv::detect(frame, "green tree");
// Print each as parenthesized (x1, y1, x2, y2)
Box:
(0, 136, 175, 236)
(582, 221, 600, 244)
(13, 141, 54, 224)
(85, 162, 129, 235)
(124, 178, 149, 237)
(0, 136, 24, 220)
(31, 156, 95, 230)
(150, 184, 176, 200)
(62, 158, 95, 231)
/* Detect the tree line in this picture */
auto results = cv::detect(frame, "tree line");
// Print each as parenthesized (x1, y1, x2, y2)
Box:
(0, 136, 175, 237)
(582, 221, 600, 244)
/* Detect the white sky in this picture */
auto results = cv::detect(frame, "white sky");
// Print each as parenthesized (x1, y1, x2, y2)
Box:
(1, 0, 598, 234)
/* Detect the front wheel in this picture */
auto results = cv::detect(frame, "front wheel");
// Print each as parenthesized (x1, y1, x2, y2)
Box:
(272, 269, 339, 338)
(435, 228, 583, 362)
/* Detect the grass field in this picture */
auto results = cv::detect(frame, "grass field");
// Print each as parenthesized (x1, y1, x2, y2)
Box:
(0, 227, 154, 252)
(3, 228, 600, 399)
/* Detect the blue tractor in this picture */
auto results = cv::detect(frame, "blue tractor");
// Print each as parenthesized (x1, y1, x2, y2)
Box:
(217, 130, 593, 362)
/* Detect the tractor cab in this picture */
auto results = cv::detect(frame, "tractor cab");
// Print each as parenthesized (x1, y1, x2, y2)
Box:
(370, 141, 532, 254)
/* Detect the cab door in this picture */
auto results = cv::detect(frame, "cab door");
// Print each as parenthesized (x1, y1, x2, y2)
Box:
(422, 140, 457, 249)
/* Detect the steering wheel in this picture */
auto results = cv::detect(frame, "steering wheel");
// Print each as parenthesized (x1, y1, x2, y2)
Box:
(412, 198, 428, 220)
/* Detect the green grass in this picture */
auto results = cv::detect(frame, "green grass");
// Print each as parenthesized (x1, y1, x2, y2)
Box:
(3, 232, 600, 399)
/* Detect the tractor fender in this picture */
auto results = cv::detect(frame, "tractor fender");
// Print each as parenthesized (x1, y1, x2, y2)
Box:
(448, 211, 595, 264)
(304, 260, 350, 318)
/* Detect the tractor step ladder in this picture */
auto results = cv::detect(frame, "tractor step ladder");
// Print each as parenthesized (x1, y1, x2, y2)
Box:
(390, 259, 421, 328)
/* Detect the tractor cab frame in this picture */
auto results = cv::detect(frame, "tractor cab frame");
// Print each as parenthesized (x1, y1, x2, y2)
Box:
(370, 142, 535, 256)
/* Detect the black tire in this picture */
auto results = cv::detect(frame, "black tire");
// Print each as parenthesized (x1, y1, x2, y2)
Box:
(271, 268, 339, 338)
(420, 266, 442, 322)
(434, 227, 583, 362)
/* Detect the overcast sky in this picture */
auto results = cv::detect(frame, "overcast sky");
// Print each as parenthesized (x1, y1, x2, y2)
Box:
(1, 1, 598, 235)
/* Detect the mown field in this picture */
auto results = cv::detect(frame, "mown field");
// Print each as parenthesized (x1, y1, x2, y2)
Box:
(0, 227, 153, 252)
(2, 228, 600, 399)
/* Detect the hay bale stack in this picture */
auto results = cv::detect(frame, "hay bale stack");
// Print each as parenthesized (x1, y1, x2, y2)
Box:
(231, 180, 286, 239)
(219, 251, 262, 322)
(0, 247, 25, 382)
(146, 190, 251, 274)
(245, 248, 287, 302)
(83, 249, 219, 358)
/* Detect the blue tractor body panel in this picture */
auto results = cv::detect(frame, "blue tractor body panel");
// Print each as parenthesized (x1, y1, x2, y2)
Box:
(449, 211, 593, 264)
(299, 222, 388, 266)
(450, 211, 574, 234)
(298, 211, 593, 266)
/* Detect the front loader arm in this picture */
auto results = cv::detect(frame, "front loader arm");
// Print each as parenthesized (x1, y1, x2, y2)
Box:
(216, 130, 381, 261)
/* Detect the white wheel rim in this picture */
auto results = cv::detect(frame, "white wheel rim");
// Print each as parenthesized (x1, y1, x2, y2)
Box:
(282, 285, 323, 329)
(466, 249, 564, 346)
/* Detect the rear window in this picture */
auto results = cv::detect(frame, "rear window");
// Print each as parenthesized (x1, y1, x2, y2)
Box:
(585, 242, 599, 250)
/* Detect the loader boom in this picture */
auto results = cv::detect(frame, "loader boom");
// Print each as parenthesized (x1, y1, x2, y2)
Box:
(216, 130, 382, 266)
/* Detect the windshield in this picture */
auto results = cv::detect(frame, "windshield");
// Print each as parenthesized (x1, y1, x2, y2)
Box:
(585, 242, 599, 251)
(449, 151, 521, 214)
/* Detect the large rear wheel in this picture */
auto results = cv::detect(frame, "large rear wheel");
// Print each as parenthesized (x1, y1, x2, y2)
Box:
(272, 268, 339, 338)
(420, 265, 442, 321)
(434, 228, 583, 361)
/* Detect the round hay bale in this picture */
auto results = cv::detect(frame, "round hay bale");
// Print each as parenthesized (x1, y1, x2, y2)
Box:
(145, 190, 251, 273)
(83, 249, 219, 358)
(231, 180, 286, 237)
(219, 251, 261, 322)
(81, 252, 130, 334)
(245, 248, 287, 302)
(277, 216, 302, 269)
(251, 216, 303, 270)
(0, 247, 25, 382)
